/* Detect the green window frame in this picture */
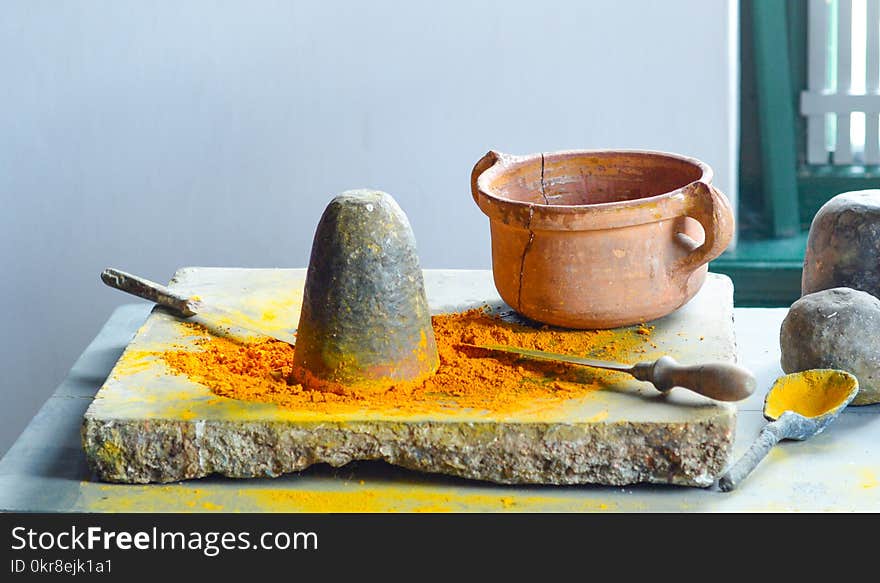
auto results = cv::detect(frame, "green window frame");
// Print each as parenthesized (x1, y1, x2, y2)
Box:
(711, 0, 880, 306)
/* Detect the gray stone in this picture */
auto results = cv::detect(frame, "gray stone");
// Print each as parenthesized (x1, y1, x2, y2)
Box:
(780, 287, 880, 405)
(81, 269, 738, 487)
(803, 190, 880, 298)
(292, 190, 438, 391)
(82, 415, 733, 487)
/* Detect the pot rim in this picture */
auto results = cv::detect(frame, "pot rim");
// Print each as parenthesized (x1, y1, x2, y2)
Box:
(475, 148, 713, 214)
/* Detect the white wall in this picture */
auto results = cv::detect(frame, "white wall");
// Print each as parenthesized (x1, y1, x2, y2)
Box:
(0, 0, 738, 454)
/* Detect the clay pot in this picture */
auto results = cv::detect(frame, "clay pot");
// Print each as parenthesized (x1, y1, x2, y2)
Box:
(471, 150, 735, 329)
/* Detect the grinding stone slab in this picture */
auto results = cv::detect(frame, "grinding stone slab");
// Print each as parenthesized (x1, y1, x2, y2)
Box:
(82, 269, 737, 487)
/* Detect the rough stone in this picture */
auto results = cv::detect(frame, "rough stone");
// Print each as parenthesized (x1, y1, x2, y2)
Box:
(803, 190, 880, 298)
(780, 287, 880, 405)
(292, 190, 438, 391)
(82, 415, 733, 487)
(82, 269, 737, 486)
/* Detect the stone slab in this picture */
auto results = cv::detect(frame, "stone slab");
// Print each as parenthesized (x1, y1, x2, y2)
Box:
(81, 269, 737, 487)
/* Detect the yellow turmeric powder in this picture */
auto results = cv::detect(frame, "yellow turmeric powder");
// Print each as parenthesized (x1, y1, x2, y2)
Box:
(160, 309, 654, 416)
(764, 369, 857, 419)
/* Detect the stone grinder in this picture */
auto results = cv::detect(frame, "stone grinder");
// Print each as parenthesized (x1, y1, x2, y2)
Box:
(290, 189, 440, 393)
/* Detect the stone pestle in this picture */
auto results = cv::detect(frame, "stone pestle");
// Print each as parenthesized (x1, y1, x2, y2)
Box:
(290, 189, 439, 393)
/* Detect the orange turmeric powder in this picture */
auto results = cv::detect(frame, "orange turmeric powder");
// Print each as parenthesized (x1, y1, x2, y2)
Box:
(160, 309, 654, 416)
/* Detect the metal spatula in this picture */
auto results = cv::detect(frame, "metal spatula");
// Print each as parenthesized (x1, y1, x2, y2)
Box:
(101, 268, 296, 345)
(464, 343, 756, 402)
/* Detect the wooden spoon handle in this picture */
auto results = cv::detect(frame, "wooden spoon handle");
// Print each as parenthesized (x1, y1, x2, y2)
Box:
(630, 356, 756, 401)
(101, 268, 197, 317)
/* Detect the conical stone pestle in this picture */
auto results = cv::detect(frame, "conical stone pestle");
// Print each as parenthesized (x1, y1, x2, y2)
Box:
(291, 189, 439, 393)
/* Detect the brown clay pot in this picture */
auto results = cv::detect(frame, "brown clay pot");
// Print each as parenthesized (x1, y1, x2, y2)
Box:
(471, 150, 735, 329)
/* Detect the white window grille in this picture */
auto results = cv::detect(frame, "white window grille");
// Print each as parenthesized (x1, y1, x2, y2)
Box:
(801, 0, 880, 165)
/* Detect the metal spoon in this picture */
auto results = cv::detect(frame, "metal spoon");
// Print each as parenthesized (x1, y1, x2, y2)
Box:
(101, 267, 296, 344)
(464, 343, 756, 402)
(718, 369, 859, 492)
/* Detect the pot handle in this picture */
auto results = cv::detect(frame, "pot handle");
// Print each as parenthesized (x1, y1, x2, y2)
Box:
(470, 150, 513, 205)
(672, 181, 735, 276)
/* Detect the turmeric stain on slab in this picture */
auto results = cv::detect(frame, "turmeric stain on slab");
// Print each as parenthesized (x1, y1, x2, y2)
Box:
(108, 349, 157, 379)
(211, 290, 303, 336)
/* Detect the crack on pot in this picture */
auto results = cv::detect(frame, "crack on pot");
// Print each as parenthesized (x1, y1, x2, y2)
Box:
(517, 205, 536, 311)
(539, 152, 549, 204)
(517, 157, 545, 311)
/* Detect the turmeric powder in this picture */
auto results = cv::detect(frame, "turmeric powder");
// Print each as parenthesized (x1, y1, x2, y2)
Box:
(160, 309, 655, 416)
(764, 369, 857, 419)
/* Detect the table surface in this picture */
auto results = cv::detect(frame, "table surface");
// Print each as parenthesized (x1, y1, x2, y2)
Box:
(2, 272, 879, 512)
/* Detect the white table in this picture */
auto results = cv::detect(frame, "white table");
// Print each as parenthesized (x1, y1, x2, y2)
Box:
(1, 285, 878, 512)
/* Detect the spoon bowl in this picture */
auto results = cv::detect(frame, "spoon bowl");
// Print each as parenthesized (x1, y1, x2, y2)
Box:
(718, 369, 858, 491)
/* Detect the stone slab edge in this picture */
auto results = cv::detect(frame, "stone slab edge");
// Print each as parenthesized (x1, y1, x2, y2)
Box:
(82, 414, 733, 487)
